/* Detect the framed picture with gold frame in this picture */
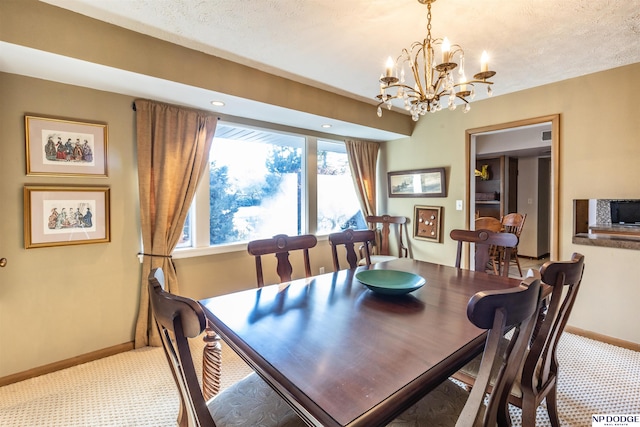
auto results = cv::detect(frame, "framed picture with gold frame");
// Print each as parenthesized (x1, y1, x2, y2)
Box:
(414, 205, 442, 242)
(25, 115, 108, 177)
(24, 185, 111, 249)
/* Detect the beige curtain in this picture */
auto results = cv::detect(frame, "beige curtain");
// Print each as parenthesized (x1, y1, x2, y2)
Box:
(345, 139, 379, 219)
(134, 99, 217, 348)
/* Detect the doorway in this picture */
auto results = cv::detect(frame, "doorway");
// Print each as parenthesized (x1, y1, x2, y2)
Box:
(465, 115, 560, 264)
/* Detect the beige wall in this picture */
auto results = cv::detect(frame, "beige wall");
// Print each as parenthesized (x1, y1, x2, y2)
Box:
(0, 73, 142, 376)
(1, 0, 639, 380)
(381, 64, 640, 344)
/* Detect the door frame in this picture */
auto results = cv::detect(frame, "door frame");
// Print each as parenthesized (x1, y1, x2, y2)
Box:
(465, 114, 560, 266)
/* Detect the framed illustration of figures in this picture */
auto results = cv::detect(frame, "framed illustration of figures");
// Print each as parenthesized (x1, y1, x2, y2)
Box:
(25, 115, 108, 177)
(24, 185, 111, 249)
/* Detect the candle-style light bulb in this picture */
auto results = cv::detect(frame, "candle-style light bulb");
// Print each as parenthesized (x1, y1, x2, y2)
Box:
(459, 73, 467, 92)
(385, 57, 394, 78)
(481, 51, 489, 72)
(442, 37, 451, 63)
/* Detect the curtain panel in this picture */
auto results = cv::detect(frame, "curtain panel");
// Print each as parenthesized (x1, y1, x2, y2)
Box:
(134, 99, 217, 348)
(345, 139, 379, 219)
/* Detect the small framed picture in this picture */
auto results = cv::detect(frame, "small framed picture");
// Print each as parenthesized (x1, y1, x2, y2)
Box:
(388, 167, 446, 198)
(414, 205, 442, 242)
(24, 185, 111, 249)
(25, 115, 108, 177)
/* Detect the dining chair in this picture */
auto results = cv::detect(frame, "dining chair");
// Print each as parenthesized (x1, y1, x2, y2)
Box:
(475, 216, 504, 274)
(453, 253, 585, 427)
(148, 268, 305, 427)
(389, 275, 543, 426)
(450, 229, 518, 277)
(475, 216, 503, 232)
(360, 214, 408, 265)
(247, 233, 317, 287)
(500, 213, 527, 276)
(328, 228, 375, 270)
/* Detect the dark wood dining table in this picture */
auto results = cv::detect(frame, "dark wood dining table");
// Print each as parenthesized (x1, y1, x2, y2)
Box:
(199, 258, 523, 427)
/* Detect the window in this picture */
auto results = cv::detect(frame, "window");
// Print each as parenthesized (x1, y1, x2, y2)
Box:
(175, 122, 364, 255)
(209, 126, 305, 244)
(316, 140, 366, 234)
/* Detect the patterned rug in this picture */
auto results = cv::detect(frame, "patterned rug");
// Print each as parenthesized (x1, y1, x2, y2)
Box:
(1, 333, 638, 426)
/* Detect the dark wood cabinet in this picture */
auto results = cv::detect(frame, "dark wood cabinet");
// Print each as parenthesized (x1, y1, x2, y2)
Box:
(475, 156, 504, 219)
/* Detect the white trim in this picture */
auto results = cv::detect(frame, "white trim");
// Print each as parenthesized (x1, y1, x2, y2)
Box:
(172, 242, 248, 258)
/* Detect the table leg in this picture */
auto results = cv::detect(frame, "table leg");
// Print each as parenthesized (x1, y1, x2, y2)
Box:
(202, 321, 222, 400)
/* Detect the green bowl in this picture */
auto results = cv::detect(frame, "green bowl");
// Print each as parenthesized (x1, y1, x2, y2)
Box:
(356, 270, 426, 295)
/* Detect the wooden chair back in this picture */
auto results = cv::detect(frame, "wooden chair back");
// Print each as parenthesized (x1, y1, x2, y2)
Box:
(500, 213, 527, 276)
(474, 217, 505, 275)
(475, 216, 503, 232)
(148, 268, 215, 427)
(450, 229, 518, 276)
(518, 252, 585, 426)
(328, 229, 375, 270)
(460, 276, 542, 426)
(365, 215, 408, 258)
(501, 212, 527, 237)
(247, 234, 317, 287)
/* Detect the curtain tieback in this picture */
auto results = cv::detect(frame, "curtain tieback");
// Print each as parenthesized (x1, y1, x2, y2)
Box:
(137, 252, 177, 272)
(137, 252, 172, 258)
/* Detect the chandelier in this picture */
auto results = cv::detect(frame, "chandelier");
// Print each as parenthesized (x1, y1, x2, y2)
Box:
(376, 0, 496, 121)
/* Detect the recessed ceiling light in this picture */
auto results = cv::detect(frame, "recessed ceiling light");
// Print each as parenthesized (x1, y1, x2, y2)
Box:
(210, 100, 225, 107)
(321, 124, 332, 128)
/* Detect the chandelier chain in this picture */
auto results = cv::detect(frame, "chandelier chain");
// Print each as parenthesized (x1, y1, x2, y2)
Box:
(426, 2, 432, 42)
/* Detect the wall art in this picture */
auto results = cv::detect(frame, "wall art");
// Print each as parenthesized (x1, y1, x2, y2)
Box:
(414, 205, 442, 242)
(25, 115, 108, 177)
(388, 167, 446, 198)
(24, 185, 110, 248)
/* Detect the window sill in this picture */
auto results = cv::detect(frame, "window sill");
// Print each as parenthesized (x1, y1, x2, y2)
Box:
(172, 242, 248, 259)
(171, 234, 330, 259)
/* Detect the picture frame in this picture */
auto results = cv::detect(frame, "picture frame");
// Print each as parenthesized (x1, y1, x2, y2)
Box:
(414, 205, 443, 242)
(387, 167, 446, 198)
(25, 115, 108, 177)
(24, 185, 111, 249)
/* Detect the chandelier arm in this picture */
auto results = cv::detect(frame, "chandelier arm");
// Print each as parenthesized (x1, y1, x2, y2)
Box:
(467, 79, 494, 85)
(432, 73, 449, 98)
(449, 44, 464, 55)
(375, 93, 422, 109)
(410, 45, 426, 98)
(425, 41, 435, 95)
(387, 83, 421, 94)
(399, 48, 412, 67)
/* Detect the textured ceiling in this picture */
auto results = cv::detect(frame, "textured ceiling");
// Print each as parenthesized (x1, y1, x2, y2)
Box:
(41, 0, 640, 105)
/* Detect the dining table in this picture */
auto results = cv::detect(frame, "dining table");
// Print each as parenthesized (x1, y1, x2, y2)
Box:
(198, 257, 523, 427)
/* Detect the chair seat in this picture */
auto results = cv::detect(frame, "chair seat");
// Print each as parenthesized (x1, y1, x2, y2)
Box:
(387, 379, 470, 426)
(457, 336, 542, 400)
(210, 372, 305, 426)
(358, 255, 399, 265)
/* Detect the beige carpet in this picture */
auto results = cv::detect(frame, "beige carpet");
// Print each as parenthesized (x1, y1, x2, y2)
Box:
(1, 333, 638, 426)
